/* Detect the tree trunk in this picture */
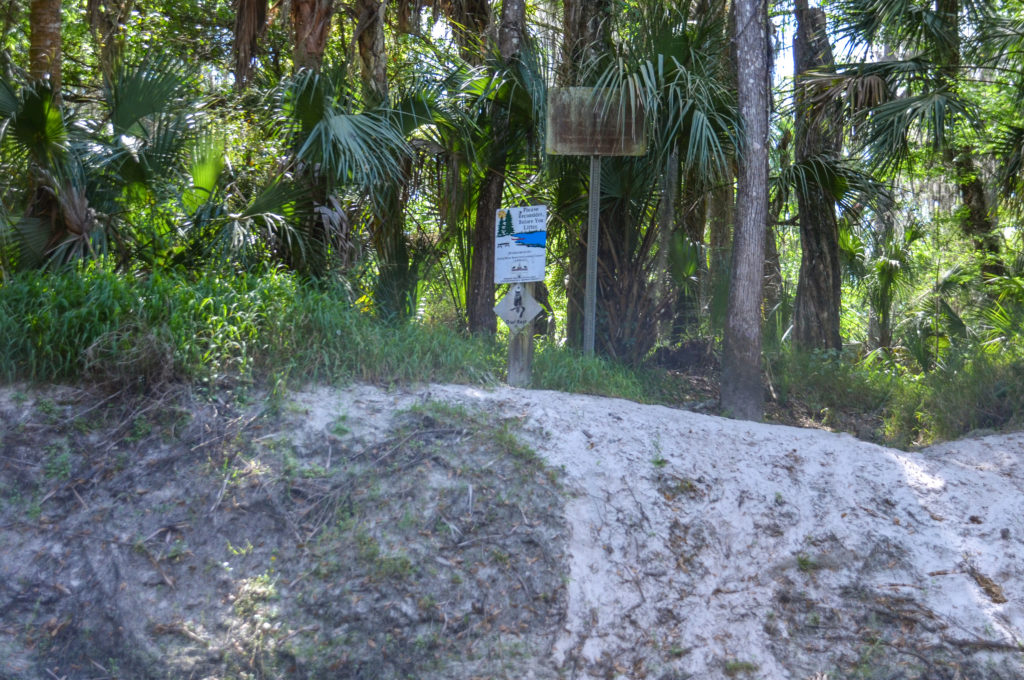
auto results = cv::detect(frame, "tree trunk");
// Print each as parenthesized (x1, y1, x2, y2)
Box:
(720, 0, 769, 421)
(792, 0, 842, 352)
(466, 0, 526, 336)
(233, 0, 267, 89)
(292, 0, 332, 72)
(670, 163, 707, 341)
(705, 0, 736, 335)
(447, 0, 491, 64)
(29, 0, 61, 92)
(87, 0, 133, 85)
(355, 0, 387, 105)
(955, 152, 1003, 278)
(933, 0, 1003, 278)
(764, 129, 791, 318)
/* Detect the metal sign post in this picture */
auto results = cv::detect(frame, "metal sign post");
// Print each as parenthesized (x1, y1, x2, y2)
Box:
(546, 88, 646, 356)
(584, 156, 601, 355)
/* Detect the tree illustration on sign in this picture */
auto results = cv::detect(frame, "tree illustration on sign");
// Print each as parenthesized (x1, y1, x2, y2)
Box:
(497, 210, 515, 237)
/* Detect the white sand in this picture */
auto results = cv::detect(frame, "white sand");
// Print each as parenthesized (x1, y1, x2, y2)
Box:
(295, 383, 1024, 679)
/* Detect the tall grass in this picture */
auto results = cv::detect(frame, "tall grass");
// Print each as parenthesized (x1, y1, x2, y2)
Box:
(885, 349, 1024, 445)
(0, 267, 501, 388)
(4, 267, 1024, 446)
(0, 268, 652, 399)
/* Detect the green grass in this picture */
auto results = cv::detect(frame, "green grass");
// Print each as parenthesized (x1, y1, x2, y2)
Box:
(0, 267, 500, 388)
(0, 266, 659, 401)
(886, 348, 1024, 445)
(4, 266, 1024, 447)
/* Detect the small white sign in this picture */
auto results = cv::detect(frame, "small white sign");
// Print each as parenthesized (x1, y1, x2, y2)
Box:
(495, 205, 547, 284)
(494, 284, 543, 335)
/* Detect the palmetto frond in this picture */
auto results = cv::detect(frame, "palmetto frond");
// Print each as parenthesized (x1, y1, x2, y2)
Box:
(994, 124, 1024, 209)
(775, 154, 884, 212)
(278, 69, 410, 191)
(833, 0, 985, 56)
(6, 82, 68, 169)
(106, 55, 195, 139)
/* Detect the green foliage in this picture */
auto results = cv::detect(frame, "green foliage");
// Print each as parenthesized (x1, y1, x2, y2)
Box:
(0, 266, 501, 387)
(531, 341, 649, 401)
(887, 349, 1024, 444)
(767, 347, 895, 416)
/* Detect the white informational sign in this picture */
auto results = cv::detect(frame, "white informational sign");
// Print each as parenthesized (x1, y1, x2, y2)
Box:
(494, 284, 543, 336)
(494, 205, 547, 284)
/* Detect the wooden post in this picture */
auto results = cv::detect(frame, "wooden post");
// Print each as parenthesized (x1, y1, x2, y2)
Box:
(507, 283, 534, 387)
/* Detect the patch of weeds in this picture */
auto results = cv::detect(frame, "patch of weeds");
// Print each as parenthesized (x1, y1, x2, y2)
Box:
(490, 548, 511, 566)
(651, 455, 668, 468)
(233, 571, 278, 618)
(723, 660, 759, 676)
(355, 530, 414, 581)
(411, 401, 473, 425)
(397, 508, 418, 531)
(659, 475, 702, 501)
(227, 539, 254, 557)
(35, 398, 59, 422)
(797, 552, 820, 573)
(167, 539, 190, 561)
(493, 423, 539, 465)
(44, 442, 72, 480)
(329, 414, 350, 436)
(126, 416, 152, 443)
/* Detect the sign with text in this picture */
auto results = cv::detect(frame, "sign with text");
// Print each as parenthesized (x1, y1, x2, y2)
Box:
(495, 205, 547, 284)
(546, 87, 647, 157)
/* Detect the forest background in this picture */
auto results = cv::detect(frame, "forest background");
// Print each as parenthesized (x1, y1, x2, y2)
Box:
(3, 0, 1024, 445)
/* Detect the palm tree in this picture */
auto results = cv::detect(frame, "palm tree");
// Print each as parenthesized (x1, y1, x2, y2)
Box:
(233, 0, 268, 89)
(792, 0, 843, 352)
(0, 56, 203, 271)
(829, 0, 1004, 277)
(577, 0, 736, 364)
(292, 0, 333, 72)
(29, 0, 61, 92)
(720, 0, 770, 419)
(466, 0, 531, 336)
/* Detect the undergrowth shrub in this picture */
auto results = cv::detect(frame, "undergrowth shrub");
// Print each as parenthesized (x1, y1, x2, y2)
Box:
(531, 340, 648, 401)
(0, 267, 503, 388)
(766, 348, 895, 415)
(886, 349, 1024, 444)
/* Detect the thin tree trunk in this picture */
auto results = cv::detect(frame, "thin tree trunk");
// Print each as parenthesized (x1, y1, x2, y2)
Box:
(467, 0, 526, 335)
(29, 0, 61, 92)
(934, 0, 1003, 278)
(706, 174, 734, 331)
(720, 0, 769, 421)
(764, 129, 791, 317)
(956, 152, 1003, 278)
(233, 0, 267, 89)
(447, 0, 490, 64)
(792, 0, 842, 351)
(355, 0, 387, 105)
(705, 0, 736, 334)
(292, 0, 332, 71)
(87, 0, 133, 85)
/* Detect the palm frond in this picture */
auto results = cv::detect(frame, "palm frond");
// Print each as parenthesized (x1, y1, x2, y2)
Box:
(9, 83, 67, 167)
(107, 55, 195, 138)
